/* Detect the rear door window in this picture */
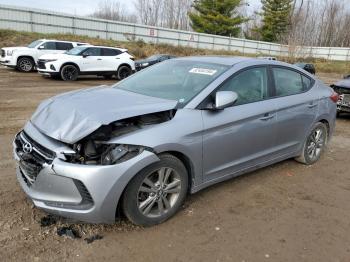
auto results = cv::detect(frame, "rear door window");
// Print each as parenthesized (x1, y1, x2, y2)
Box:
(56, 42, 73, 50)
(302, 75, 312, 90)
(272, 67, 304, 96)
(102, 48, 122, 56)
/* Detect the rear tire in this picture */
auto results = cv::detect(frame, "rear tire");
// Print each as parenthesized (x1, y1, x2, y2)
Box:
(116, 65, 132, 80)
(17, 57, 34, 72)
(295, 122, 328, 165)
(122, 154, 188, 226)
(60, 64, 79, 81)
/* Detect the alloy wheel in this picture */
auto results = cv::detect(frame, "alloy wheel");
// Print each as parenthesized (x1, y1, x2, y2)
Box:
(137, 167, 181, 218)
(19, 58, 33, 72)
(306, 127, 325, 161)
(62, 66, 78, 81)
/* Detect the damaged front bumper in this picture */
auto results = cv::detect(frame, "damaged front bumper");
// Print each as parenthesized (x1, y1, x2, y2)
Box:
(13, 125, 160, 224)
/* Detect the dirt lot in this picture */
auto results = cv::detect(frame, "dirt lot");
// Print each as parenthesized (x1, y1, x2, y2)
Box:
(0, 67, 349, 262)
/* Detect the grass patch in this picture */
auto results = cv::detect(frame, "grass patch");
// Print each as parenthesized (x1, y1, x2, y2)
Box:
(0, 29, 349, 74)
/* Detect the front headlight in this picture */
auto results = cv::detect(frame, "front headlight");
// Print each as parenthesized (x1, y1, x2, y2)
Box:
(43, 59, 57, 63)
(141, 62, 149, 67)
(7, 50, 15, 56)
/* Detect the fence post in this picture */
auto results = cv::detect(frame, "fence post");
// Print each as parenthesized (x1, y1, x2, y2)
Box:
(242, 39, 246, 55)
(228, 36, 232, 51)
(72, 16, 76, 35)
(105, 21, 108, 39)
(29, 11, 34, 32)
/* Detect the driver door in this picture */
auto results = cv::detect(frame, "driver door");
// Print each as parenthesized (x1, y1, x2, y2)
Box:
(202, 66, 279, 182)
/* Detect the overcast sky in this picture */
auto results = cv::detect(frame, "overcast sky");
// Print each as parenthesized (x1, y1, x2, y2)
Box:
(0, 0, 261, 16)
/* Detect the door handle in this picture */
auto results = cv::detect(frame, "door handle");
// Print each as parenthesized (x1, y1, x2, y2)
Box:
(260, 113, 275, 121)
(97, 58, 102, 60)
(307, 103, 317, 108)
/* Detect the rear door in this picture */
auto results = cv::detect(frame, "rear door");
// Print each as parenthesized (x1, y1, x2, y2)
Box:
(101, 48, 123, 71)
(202, 66, 279, 182)
(56, 42, 74, 52)
(270, 66, 318, 155)
(79, 47, 104, 72)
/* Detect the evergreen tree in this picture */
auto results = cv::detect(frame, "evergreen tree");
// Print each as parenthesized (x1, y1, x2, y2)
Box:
(259, 0, 294, 42)
(189, 0, 247, 37)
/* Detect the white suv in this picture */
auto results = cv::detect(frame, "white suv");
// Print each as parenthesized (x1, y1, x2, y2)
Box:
(37, 45, 135, 81)
(0, 39, 87, 72)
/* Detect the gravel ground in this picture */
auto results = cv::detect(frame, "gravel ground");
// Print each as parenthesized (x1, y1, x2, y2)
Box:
(0, 67, 349, 262)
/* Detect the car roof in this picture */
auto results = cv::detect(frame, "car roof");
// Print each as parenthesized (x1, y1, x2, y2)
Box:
(175, 56, 291, 67)
(79, 45, 126, 51)
(175, 56, 252, 66)
(37, 39, 87, 44)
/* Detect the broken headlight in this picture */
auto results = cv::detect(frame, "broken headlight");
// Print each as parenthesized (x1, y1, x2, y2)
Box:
(101, 144, 145, 165)
(65, 141, 146, 165)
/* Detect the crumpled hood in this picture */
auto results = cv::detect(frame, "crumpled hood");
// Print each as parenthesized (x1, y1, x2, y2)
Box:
(30, 86, 178, 144)
(334, 79, 350, 89)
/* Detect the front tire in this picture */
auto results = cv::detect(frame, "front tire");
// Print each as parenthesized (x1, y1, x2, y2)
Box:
(122, 154, 188, 226)
(60, 64, 79, 81)
(295, 122, 328, 165)
(17, 57, 34, 72)
(116, 65, 132, 80)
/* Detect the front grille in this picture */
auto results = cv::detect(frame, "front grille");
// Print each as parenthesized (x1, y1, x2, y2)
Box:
(15, 131, 56, 186)
(1, 49, 5, 57)
(37, 59, 46, 69)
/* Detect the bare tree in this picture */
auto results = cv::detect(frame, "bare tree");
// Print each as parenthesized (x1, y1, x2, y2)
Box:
(91, 0, 137, 23)
(134, 0, 192, 30)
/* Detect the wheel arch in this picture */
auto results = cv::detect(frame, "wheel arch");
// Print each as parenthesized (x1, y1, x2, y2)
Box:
(17, 55, 35, 63)
(60, 62, 81, 73)
(117, 63, 132, 71)
(114, 149, 195, 221)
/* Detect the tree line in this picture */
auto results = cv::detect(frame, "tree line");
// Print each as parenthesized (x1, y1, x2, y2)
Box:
(90, 0, 350, 47)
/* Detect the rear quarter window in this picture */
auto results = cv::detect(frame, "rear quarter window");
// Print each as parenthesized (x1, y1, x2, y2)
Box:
(102, 48, 122, 56)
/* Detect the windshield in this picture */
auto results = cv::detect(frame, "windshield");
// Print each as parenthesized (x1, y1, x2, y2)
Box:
(114, 60, 229, 107)
(27, 40, 43, 48)
(66, 46, 87, 55)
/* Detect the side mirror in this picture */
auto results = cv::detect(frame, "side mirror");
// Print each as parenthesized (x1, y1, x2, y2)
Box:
(214, 91, 238, 110)
(82, 54, 90, 58)
(38, 45, 44, 50)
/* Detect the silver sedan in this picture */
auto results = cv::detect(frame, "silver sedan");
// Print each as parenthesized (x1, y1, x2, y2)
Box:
(13, 57, 337, 226)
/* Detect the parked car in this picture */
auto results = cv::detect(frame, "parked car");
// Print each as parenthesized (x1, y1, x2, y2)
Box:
(331, 75, 350, 115)
(294, 63, 316, 75)
(135, 54, 176, 71)
(257, 56, 277, 61)
(37, 45, 135, 81)
(0, 39, 87, 72)
(13, 57, 337, 226)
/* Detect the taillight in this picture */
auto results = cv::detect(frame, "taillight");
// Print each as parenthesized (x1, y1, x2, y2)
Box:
(330, 92, 339, 103)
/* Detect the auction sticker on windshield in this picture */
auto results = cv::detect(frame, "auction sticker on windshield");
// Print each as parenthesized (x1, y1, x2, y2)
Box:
(189, 68, 217, 76)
